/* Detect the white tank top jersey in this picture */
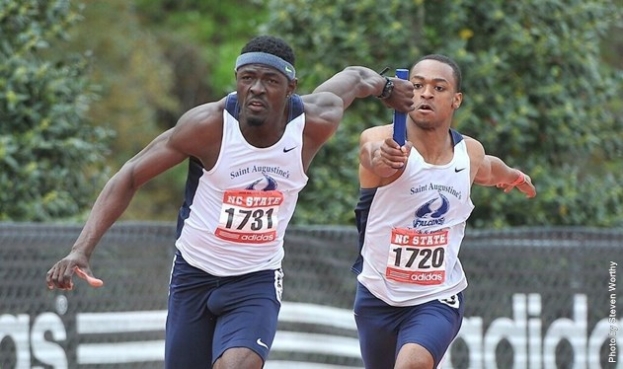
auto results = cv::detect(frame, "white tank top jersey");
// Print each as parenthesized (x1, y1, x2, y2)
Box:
(174, 92, 308, 277)
(353, 130, 475, 306)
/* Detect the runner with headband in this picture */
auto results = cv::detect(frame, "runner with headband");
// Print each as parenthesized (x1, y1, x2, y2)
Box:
(45, 35, 415, 369)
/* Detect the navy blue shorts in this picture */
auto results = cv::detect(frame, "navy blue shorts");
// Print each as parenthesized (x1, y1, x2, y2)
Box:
(354, 282, 464, 368)
(164, 251, 283, 368)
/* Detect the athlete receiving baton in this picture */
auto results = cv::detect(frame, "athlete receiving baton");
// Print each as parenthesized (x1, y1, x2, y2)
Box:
(353, 55, 536, 369)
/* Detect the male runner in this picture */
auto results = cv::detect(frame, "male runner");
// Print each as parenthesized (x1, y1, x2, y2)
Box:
(46, 35, 415, 369)
(353, 54, 536, 369)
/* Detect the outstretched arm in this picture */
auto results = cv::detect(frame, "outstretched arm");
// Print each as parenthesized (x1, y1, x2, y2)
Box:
(46, 102, 223, 290)
(312, 66, 414, 112)
(466, 136, 536, 198)
(300, 67, 414, 165)
(73, 129, 188, 256)
(304, 67, 414, 143)
(45, 130, 188, 290)
(474, 154, 536, 198)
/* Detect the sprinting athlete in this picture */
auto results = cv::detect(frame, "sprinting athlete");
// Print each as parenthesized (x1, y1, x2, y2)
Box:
(353, 54, 536, 369)
(45, 35, 414, 369)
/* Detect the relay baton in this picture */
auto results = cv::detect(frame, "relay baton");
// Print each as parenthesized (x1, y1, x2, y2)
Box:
(392, 68, 410, 146)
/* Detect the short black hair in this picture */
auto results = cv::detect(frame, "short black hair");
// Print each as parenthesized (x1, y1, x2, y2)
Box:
(415, 54, 462, 92)
(240, 36, 296, 66)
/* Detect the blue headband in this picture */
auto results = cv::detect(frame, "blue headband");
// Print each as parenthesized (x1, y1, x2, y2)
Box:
(235, 52, 296, 80)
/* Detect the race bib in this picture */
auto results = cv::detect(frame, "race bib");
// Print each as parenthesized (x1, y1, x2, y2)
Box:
(385, 228, 448, 285)
(215, 189, 283, 244)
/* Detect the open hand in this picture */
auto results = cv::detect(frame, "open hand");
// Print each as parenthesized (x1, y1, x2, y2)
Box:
(497, 171, 536, 198)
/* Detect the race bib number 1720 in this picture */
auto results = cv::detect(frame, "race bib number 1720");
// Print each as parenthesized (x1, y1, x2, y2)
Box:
(385, 228, 448, 285)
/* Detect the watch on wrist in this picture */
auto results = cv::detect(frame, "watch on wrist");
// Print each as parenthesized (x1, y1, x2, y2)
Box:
(377, 77, 394, 99)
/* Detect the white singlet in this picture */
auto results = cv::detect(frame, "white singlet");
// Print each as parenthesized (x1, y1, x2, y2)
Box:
(354, 130, 475, 306)
(174, 93, 308, 276)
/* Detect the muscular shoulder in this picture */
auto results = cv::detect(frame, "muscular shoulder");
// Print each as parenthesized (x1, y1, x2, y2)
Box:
(177, 98, 226, 129)
(462, 135, 485, 160)
(462, 135, 487, 181)
(170, 97, 227, 159)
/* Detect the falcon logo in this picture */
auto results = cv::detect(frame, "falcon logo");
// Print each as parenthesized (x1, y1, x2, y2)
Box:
(413, 193, 450, 227)
(246, 174, 278, 191)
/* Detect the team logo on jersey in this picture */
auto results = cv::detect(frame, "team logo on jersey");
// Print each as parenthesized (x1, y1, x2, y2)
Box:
(413, 193, 450, 227)
(246, 174, 278, 191)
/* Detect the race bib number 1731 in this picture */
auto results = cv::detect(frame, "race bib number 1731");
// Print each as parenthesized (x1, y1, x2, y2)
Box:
(215, 189, 283, 244)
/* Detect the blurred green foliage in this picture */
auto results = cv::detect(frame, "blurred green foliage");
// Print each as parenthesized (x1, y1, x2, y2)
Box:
(2, 0, 622, 228)
(74, 0, 268, 220)
(262, 0, 623, 227)
(0, 0, 111, 221)
(63, 0, 182, 220)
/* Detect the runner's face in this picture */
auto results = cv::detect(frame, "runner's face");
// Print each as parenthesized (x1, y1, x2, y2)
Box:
(236, 64, 292, 127)
(409, 60, 462, 130)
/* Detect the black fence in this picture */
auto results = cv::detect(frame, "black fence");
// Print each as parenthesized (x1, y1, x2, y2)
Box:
(0, 223, 621, 368)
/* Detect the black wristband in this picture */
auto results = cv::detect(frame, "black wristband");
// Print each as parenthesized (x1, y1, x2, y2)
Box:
(377, 77, 394, 99)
